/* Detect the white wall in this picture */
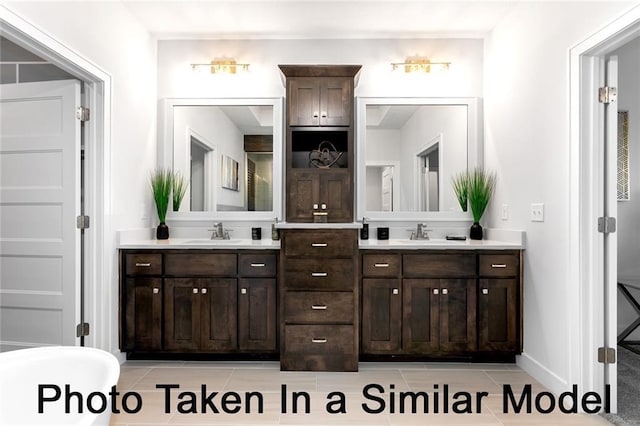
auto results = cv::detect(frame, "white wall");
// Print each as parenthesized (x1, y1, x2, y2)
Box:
(158, 38, 483, 99)
(484, 1, 634, 393)
(3, 1, 157, 355)
(613, 37, 640, 338)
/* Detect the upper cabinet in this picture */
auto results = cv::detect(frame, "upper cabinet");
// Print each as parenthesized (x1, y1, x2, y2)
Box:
(280, 65, 361, 223)
(288, 77, 353, 127)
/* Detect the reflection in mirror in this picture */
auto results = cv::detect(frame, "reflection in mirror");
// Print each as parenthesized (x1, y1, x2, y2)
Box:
(361, 100, 477, 216)
(173, 105, 274, 212)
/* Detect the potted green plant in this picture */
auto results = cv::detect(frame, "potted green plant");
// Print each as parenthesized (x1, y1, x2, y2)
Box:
(467, 168, 496, 240)
(451, 171, 469, 212)
(172, 171, 189, 212)
(150, 169, 172, 239)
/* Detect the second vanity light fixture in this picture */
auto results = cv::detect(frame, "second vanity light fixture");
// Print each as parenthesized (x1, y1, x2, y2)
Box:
(190, 58, 250, 74)
(391, 56, 451, 73)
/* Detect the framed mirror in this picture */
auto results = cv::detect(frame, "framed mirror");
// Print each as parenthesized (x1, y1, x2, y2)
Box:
(356, 97, 482, 220)
(159, 98, 283, 220)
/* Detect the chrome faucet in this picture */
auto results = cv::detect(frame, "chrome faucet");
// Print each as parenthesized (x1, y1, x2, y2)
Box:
(209, 222, 230, 240)
(410, 223, 431, 240)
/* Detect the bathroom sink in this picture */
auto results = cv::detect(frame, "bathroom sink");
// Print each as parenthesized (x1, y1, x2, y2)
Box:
(181, 239, 242, 245)
(389, 239, 466, 245)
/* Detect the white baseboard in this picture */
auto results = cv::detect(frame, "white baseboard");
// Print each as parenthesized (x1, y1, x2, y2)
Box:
(517, 352, 569, 395)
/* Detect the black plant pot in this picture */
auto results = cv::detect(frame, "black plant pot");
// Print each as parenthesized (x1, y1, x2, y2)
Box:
(469, 222, 483, 240)
(156, 222, 169, 240)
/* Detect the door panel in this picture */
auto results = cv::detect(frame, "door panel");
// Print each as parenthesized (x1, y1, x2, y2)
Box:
(0, 80, 81, 351)
(362, 279, 401, 353)
(200, 278, 237, 351)
(164, 278, 199, 351)
(402, 279, 439, 353)
(439, 279, 476, 352)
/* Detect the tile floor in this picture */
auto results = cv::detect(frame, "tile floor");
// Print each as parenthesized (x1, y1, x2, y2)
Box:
(110, 361, 612, 425)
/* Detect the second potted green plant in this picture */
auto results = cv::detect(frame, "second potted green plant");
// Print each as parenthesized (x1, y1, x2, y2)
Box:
(452, 168, 496, 240)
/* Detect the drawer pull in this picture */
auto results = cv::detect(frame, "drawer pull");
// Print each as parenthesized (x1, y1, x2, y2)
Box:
(491, 264, 507, 268)
(311, 305, 327, 310)
(433, 289, 439, 295)
(311, 243, 328, 247)
(442, 288, 448, 295)
(311, 272, 328, 277)
(201, 289, 207, 295)
(482, 288, 489, 295)
(250, 263, 266, 267)
(153, 288, 159, 294)
(135, 263, 151, 267)
(374, 263, 390, 268)
(241, 288, 247, 295)
(193, 288, 199, 294)
(313, 112, 319, 118)
(312, 338, 327, 343)
(392, 288, 399, 295)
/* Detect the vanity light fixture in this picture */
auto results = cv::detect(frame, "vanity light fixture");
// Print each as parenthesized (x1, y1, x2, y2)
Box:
(391, 57, 451, 73)
(190, 58, 250, 74)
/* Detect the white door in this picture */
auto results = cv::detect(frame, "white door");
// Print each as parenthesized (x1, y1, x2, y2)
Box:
(603, 56, 618, 410)
(0, 80, 82, 351)
(381, 166, 393, 212)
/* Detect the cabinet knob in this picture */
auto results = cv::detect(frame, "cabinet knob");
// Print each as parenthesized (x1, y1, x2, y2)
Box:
(311, 305, 327, 310)
(201, 289, 207, 294)
(311, 338, 327, 343)
(374, 263, 390, 268)
(433, 289, 439, 295)
(241, 288, 247, 294)
(442, 288, 448, 295)
(193, 288, 199, 294)
(311, 272, 328, 277)
(153, 288, 159, 294)
(321, 112, 327, 118)
(392, 288, 399, 295)
(313, 112, 319, 118)
(482, 288, 489, 295)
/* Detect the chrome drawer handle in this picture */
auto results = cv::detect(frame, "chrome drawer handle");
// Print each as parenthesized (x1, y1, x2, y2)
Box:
(135, 263, 151, 267)
(250, 263, 266, 267)
(312, 338, 327, 343)
(321, 112, 327, 118)
(311, 305, 327, 310)
(374, 263, 390, 268)
(153, 288, 159, 294)
(311, 243, 328, 247)
(313, 112, 319, 118)
(311, 272, 328, 277)
(482, 288, 489, 295)
(442, 288, 448, 295)
(491, 264, 507, 268)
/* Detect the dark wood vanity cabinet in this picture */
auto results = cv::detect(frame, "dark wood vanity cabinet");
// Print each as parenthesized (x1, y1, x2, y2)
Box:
(120, 250, 278, 357)
(361, 250, 522, 360)
(280, 65, 361, 223)
(280, 229, 359, 371)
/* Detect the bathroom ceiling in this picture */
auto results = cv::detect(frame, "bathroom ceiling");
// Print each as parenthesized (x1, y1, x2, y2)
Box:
(122, 1, 519, 39)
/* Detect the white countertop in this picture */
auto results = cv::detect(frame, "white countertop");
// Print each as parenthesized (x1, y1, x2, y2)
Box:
(119, 238, 281, 250)
(358, 238, 524, 250)
(276, 222, 363, 229)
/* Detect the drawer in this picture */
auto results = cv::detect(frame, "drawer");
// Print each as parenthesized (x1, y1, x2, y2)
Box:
(281, 325, 357, 371)
(125, 253, 162, 276)
(479, 254, 519, 277)
(284, 230, 356, 257)
(238, 253, 277, 277)
(403, 254, 475, 278)
(165, 253, 237, 276)
(362, 254, 401, 277)
(284, 291, 353, 324)
(284, 259, 354, 290)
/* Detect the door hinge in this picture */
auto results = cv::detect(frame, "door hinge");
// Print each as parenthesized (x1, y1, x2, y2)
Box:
(76, 322, 90, 338)
(598, 347, 616, 364)
(597, 216, 616, 234)
(76, 215, 90, 230)
(76, 106, 90, 122)
(599, 87, 617, 104)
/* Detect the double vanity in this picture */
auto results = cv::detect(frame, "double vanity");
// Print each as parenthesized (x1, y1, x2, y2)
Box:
(119, 65, 524, 371)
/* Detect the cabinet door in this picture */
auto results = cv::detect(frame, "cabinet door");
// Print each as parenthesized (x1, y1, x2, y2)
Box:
(123, 277, 162, 351)
(164, 278, 200, 351)
(319, 170, 352, 222)
(289, 78, 320, 126)
(402, 279, 439, 353)
(238, 278, 277, 352)
(362, 279, 401, 353)
(200, 278, 238, 352)
(479, 278, 518, 351)
(319, 78, 352, 126)
(439, 279, 477, 353)
(287, 169, 320, 222)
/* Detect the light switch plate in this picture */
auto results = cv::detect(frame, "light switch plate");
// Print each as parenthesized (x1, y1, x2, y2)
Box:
(531, 203, 544, 222)
(501, 204, 509, 221)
